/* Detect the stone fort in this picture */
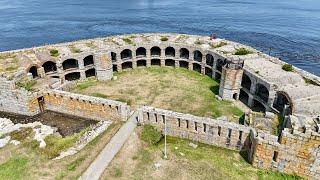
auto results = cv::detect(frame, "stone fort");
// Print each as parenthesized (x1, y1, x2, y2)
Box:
(0, 33, 319, 178)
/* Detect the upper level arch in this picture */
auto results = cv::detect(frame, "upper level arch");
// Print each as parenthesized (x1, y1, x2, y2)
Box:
(255, 83, 269, 103)
(111, 52, 117, 62)
(42, 61, 57, 74)
(27, 65, 39, 78)
(62, 58, 79, 70)
(83, 55, 94, 66)
(180, 48, 189, 59)
(151, 46, 161, 57)
(193, 50, 202, 62)
(241, 73, 252, 91)
(136, 47, 146, 57)
(121, 49, 132, 60)
(206, 54, 214, 66)
(165, 47, 175, 57)
(273, 91, 293, 115)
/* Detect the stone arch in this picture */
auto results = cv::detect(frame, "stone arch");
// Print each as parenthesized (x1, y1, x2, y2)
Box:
(206, 54, 214, 66)
(239, 89, 249, 105)
(151, 59, 161, 66)
(113, 65, 118, 72)
(42, 61, 57, 73)
(179, 61, 189, 69)
(151, 46, 161, 57)
(83, 55, 94, 66)
(136, 47, 146, 57)
(28, 65, 39, 78)
(216, 59, 226, 72)
(256, 83, 269, 103)
(193, 50, 202, 62)
(252, 99, 266, 113)
(121, 62, 133, 69)
(241, 73, 252, 91)
(85, 68, 96, 78)
(62, 59, 79, 70)
(111, 52, 117, 62)
(65, 72, 81, 81)
(273, 91, 293, 115)
(121, 49, 132, 60)
(193, 63, 201, 73)
(137, 60, 147, 67)
(165, 59, 175, 67)
(180, 48, 189, 59)
(205, 67, 212, 77)
(165, 47, 175, 57)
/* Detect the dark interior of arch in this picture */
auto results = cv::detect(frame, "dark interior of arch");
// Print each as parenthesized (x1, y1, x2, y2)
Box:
(179, 61, 189, 69)
(151, 59, 161, 66)
(111, 52, 117, 62)
(136, 47, 146, 57)
(193, 51, 202, 62)
(121, 49, 132, 59)
(206, 54, 214, 66)
(165, 59, 175, 67)
(165, 47, 175, 57)
(42, 61, 57, 73)
(137, 60, 147, 67)
(113, 65, 118, 72)
(273, 92, 292, 115)
(216, 59, 226, 72)
(252, 100, 266, 113)
(122, 62, 133, 69)
(241, 73, 252, 90)
(29, 66, 38, 78)
(256, 84, 269, 103)
(180, 48, 189, 59)
(215, 73, 221, 82)
(193, 63, 201, 73)
(84, 55, 94, 66)
(239, 89, 249, 105)
(151, 46, 161, 56)
(63, 59, 79, 70)
(85, 68, 96, 78)
(205, 67, 212, 77)
(65, 72, 80, 81)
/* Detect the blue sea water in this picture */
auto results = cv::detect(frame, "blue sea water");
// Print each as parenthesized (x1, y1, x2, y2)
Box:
(0, 0, 319, 75)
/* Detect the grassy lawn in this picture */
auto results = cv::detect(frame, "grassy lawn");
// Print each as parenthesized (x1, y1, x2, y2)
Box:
(103, 126, 302, 180)
(71, 67, 243, 122)
(0, 121, 122, 180)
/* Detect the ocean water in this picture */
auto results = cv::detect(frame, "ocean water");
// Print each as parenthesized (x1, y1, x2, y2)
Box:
(0, 0, 319, 75)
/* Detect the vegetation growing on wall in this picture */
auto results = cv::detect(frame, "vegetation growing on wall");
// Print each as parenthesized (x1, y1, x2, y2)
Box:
(282, 64, 294, 72)
(234, 48, 252, 55)
(16, 79, 37, 91)
(211, 41, 227, 48)
(49, 49, 59, 57)
(69, 45, 82, 53)
(160, 36, 168, 41)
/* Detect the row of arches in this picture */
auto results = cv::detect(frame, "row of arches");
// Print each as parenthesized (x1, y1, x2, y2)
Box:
(112, 47, 216, 67)
(241, 74, 269, 103)
(64, 68, 96, 81)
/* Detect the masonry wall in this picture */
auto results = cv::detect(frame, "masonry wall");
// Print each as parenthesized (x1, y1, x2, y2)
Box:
(249, 129, 320, 178)
(138, 106, 252, 151)
(0, 77, 40, 116)
(43, 90, 131, 121)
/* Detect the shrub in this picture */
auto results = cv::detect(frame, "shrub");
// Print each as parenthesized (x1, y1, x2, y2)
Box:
(282, 64, 294, 72)
(9, 128, 33, 141)
(16, 80, 37, 91)
(211, 42, 227, 48)
(234, 48, 252, 55)
(141, 125, 163, 145)
(122, 38, 133, 44)
(69, 45, 82, 53)
(50, 49, 59, 57)
(160, 37, 168, 41)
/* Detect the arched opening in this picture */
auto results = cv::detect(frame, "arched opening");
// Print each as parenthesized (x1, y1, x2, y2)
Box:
(122, 62, 133, 70)
(83, 55, 94, 66)
(205, 67, 212, 77)
(121, 49, 132, 60)
(85, 68, 96, 78)
(252, 100, 266, 113)
(239, 89, 249, 105)
(65, 72, 80, 81)
(273, 92, 292, 115)
(165, 59, 175, 67)
(206, 54, 214, 66)
(179, 61, 189, 69)
(256, 84, 269, 103)
(136, 47, 146, 58)
(193, 63, 201, 73)
(151, 59, 161, 66)
(180, 48, 189, 59)
(216, 59, 226, 72)
(165, 47, 175, 57)
(62, 59, 79, 70)
(151, 46, 161, 57)
(28, 66, 38, 78)
(113, 65, 118, 72)
(215, 73, 221, 82)
(137, 60, 147, 67)
(111, 52, 117, 62)
(193, 50, 202, 62)
(241, 73, 252, 91)
(42, 61, 57, 74)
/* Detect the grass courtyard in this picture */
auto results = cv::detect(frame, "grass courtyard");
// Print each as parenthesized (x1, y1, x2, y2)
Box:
(71, 67, 243, 122)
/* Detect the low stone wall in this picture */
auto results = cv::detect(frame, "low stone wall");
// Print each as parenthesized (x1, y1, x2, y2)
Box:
(137, 106, 252, 151)
(43, 90, 131, 121)
(249, 128, 320, 178)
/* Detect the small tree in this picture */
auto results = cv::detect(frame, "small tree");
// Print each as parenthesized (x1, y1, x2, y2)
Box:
(141, 125, 163, 145)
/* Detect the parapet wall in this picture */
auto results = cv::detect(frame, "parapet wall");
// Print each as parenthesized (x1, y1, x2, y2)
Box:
(43, 90, 131, 121)
(250, 128, 320, 178)
(137, 106, 252, 151)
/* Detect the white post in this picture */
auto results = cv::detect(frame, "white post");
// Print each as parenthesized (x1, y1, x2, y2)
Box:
(164, 116, 167, 159)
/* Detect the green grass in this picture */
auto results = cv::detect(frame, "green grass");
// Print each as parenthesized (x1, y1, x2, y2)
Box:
(235, 47, 252, 55)
(75, 78, 97, 90)
(9, 128, 33, 141)
(211, 41, 227, 48)
(282, 64, 294, 72)
(91, 92, 109, 98)
(50, 49, 59, 57)
(0, 156, 29, 180)
(69, 45, 82, 53)
(16, 80, 37, 91)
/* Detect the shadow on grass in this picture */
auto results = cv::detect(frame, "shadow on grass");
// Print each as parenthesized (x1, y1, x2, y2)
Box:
(210, 85, 220, 95)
